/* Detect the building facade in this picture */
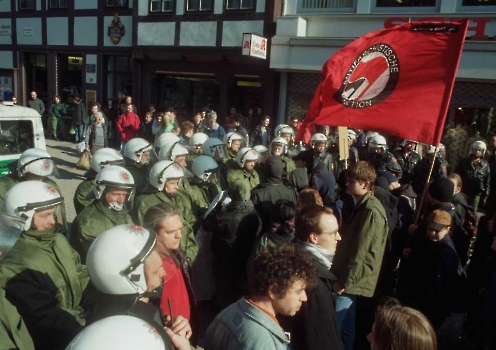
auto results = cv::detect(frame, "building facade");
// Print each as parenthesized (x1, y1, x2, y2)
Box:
(271, 0, 496, 137)
(0, 0, 279, 123)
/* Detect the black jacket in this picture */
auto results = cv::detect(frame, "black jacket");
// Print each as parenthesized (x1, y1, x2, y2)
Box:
(367, 151, 403, 179)
(279, 262, 344, 350)
(393, 149, 421, 184)
(72, 102, 87, 125)
(250, 124, 272, 147)
(455, 157, 490, 206)
(411, 157, 447, 196)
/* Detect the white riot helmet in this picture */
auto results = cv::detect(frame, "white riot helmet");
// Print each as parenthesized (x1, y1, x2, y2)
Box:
(223, 132, 244, 149)
(2, 181, 65, 231)
(158, 141, 189, 162)
(189, 133, 209, 154)
(192, 155, 218, 182)
(270, 137, 288, 156)
(94, 165, 135, 212)
(236, 147, 259, 168)
(310, 133, 328, 148)
(17, 148, 57, 178)
(123, 138, 156, 165)
(348, 130, 357, 142)
(402, 139, 419, 151)
(365, 131, 379, 144)
(471, 140, 486, 157)
(253, 145, 269, 163)
(66, 315, 171, 350)
(155, 133, 180, 150)
(90, 147, 124, 173)
(86, 225, 157, 296)
(368, 134, 387, 154)
(149, 160, 184, 192)
(202, 138, 227, 159)
(438, 143, 446, 158)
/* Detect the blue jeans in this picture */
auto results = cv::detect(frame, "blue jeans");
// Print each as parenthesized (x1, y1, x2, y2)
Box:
(74, 124, 84, 142)
(335, 293, 357, 350)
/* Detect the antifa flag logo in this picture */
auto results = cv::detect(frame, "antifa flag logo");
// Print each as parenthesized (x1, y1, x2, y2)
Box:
(335, 43, 400, 109)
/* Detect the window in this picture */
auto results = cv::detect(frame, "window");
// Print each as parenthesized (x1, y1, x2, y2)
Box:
(462, 0, 496, 5)
(106, 0, 129, 7)
(19, 0, 36, 10)
(49, 0, 67, 8)
(376, 0, 436, 6)
(226, 0, 255, 10)
(186, 0, 213, 12)
(150, 0, 175, 12)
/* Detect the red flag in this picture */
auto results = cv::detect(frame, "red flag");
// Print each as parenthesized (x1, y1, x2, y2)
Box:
(296, 20, 469, 145)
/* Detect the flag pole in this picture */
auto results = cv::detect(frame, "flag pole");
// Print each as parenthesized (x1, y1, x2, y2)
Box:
(413, 144, 440, 225)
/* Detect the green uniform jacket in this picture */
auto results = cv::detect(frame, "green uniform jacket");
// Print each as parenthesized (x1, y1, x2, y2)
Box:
(227, 168, 260, 192)
(0, 175, 62, 209)
(0, 288, 35, 350)
(126, 164, 149, 197)
(132, 191, 199, 263)
(281, 155, 296, 176)
(331, 192, 388, 297)
(73, 179, 95, 215)
(71, 201, 134, 263)
(189, 182, 223, 219)
(0, 227, 90, 349)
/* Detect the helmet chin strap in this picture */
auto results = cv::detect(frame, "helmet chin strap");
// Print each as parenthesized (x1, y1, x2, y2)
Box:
(108, 202, 124, 211)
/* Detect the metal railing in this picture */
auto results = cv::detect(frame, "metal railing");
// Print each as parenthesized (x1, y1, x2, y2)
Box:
(300, 0, 355, 9)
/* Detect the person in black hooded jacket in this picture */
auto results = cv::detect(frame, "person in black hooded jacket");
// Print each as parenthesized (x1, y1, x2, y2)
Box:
(251, 155, 298, 232)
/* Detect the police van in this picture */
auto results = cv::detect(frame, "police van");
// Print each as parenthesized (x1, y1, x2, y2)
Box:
(0, 102, 46, 177)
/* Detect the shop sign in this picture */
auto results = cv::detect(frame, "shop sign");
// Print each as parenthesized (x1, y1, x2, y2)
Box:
(23, 27, 33, 36)
(242, 33, 267, 60)
(0, 24, 10, 37)
(384, 17, 496, 39)
(108, 13, 125, 45)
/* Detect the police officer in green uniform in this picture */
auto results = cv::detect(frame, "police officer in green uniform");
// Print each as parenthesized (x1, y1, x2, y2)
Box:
(269, 137, 296, 178)
(73, 147, 124, 214)
(0, 181, 91, 349)
(227, 147, 261, 191)
(131, 160, 198, 263)
(71, 165, 135, 263)
(190, 155, 223, 218)
(123, 138, 156, 196)
(186, 132, 209, 169)
(223, 132, 244, 171)
(0, 148, 61, 209)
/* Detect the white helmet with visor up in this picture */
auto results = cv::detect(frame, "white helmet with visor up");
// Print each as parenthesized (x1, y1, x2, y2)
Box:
(192, 155, 219, 182)
(270, 137, 288, 156)
(2, 181, 65, 232)
(17, 148, 58, 178)
(94, 165, 135, 212)
(189, 133, 209, 154)
(236, 147, 259, 168)
(159, 141, 189, 162)
(149, 160, 184, 192)
(123, 138, 156, 165)
(86, 225, 157, 296)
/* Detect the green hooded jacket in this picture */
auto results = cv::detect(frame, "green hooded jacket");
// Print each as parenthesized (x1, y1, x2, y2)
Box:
(0, 288, 35, 350)
(73, 179, 95, 215)
(132, 191, 199, 263)
(227, 168, 260, 192)
(71, 201, 134, 263)
(0, 226, 90, 349)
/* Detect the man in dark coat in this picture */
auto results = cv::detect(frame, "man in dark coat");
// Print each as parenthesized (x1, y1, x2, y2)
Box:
(251, 156, 298, 232)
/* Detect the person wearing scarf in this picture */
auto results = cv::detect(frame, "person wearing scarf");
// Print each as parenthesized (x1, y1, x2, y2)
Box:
(279, 205, 344, 350)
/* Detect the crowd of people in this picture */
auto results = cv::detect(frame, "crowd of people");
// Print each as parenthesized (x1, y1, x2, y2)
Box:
(1, 92, 496, 350)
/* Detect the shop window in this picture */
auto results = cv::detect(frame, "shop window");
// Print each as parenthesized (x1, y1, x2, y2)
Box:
(462, 0, 496, 5)
(106, 0, 129, 7)
(49, 0, 67, 8)
(186, 0, 213, 12)
(19, 0, 36, 10)
(376, 0, 436, 6)
(106, 55, 133, 100)
(150, 0, 175, 12)
(226, 0, 255, 11)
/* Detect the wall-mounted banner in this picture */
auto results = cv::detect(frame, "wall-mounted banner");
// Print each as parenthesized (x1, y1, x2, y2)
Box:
(242, 33, 267, 60)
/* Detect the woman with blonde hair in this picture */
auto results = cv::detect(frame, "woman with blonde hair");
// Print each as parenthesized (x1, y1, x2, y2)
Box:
(367, 299, 437, 350)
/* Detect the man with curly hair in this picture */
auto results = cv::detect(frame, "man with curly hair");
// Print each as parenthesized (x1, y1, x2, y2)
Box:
(204, 245, 318, 350)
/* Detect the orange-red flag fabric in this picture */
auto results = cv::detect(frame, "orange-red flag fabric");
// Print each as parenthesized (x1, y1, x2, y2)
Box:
(296, 20, 468, 145)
